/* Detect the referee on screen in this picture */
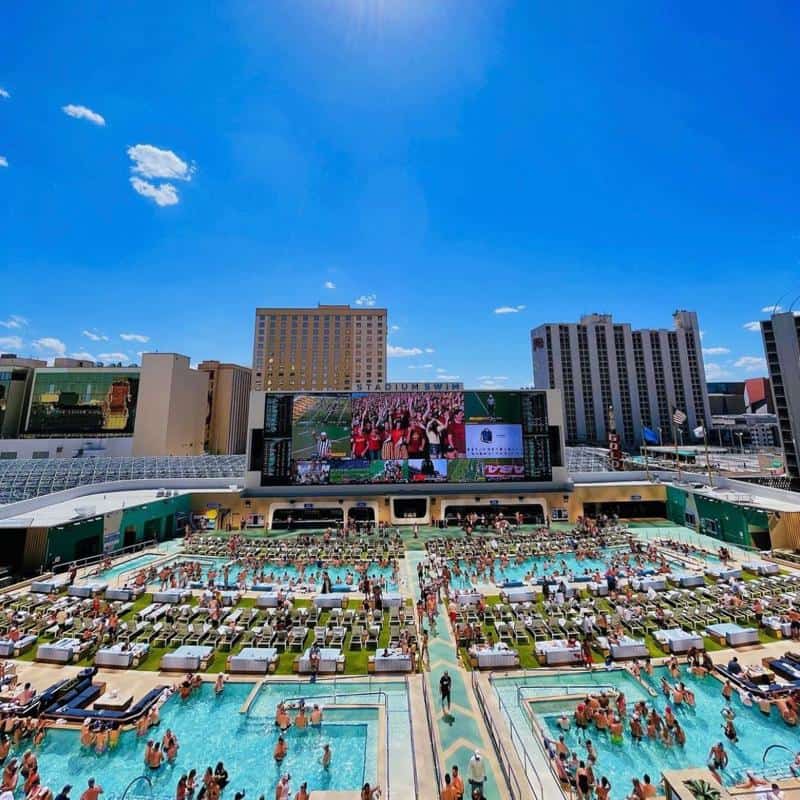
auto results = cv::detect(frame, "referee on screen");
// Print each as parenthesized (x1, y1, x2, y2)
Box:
(313, 431, 331, 458)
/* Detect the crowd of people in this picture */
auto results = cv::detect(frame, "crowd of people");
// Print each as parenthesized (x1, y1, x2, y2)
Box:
(351, 392, 466, 460)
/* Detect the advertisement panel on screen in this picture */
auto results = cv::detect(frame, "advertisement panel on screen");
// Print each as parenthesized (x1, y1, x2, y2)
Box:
(26, 370, 140, 435)
(465, 424, 524, 458)
(259, 390, 557, 485)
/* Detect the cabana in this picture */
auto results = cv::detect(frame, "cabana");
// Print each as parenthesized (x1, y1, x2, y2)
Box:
(68, 581, 108, 599)
(36, 637, 91, 664)
(468, 644, 520, 669)
(535, 639, 582, 666)
(296, 647, 344, 673)
(706, 622, 759, 646)
(94, 643, 150, 669)
(228, 647, 278, 674)
(653, 628, 704, 654)
(369, 649, 414, 672)
(0, 634, 37, 658)
(153, 589, 191, 605)
(160, 644, 213, 671)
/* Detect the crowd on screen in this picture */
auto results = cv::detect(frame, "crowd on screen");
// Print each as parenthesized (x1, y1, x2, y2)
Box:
(350, 392, 466, 460)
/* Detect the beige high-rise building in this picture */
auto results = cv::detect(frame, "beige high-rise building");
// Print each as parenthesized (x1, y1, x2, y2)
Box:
(132, 353, 209, 456)
(252, 304, 387, 391)
(197, 360, 252, 454)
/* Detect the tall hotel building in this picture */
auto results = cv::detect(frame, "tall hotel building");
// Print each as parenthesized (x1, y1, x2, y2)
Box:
(761, 312, 800, 477)
(252, 304, 387, 392)
(531, 310, 710, 447)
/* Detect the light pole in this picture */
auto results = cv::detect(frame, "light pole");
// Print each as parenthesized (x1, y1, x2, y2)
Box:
(658, 427, 663, 446)
(736, 432, 744, 455)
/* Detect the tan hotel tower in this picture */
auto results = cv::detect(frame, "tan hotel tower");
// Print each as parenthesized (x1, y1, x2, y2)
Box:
(252, 304, 387, 392)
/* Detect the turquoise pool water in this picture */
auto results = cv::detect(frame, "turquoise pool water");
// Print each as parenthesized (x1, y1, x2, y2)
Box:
(27, 682, 379, 798)
(448, 547, 680, 588)
(159, 556, 400, 591)
(97, 553, 162, 581)
(494, 667, 795, 797)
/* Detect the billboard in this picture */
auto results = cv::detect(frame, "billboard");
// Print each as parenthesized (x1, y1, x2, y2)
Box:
(258, 390, 559, 486)
(26, 370, 140, 435)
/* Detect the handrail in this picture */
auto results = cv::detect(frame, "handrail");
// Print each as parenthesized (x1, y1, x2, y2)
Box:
(421, 670, 443, 792)
(270, 686, 399, 800)
(472, 671, 527, 800)
(120, 775, 153, 800)
(489, 675, 572, 800)
(52, 539, 159, 573)
(405, 677, 420, 800)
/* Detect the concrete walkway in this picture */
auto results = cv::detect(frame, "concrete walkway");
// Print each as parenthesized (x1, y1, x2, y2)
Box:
(406, 551, 505, 799)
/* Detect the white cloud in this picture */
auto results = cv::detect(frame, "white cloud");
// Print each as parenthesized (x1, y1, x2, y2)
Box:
(69, 351, 96, 361)
(436, 374, 460, 380)
(699, 330, 705, 340)
(478, 375, 509, 381)
(82, 329, 108, 342)
(734, 356, 767, 372)
(120, 333, 149, 343)
(0, 156, 7, 168)
(62, 104, 106, 126)
(98, 352, 130, 363)
(702, 346, 730, 356)
(127, 144, 194, 181)
(704, 362, 732, 381)
(354, 294, 377, 307)
(0, 336, 23, 350)
(33, 337, 67, 356)
(390, 325, 400, 332)
(130, 177, 179, 207)
(323, 281, 336, 289)
(0, 315, 27, 329)
(388, 345, 423, 357)
(762, 305, 783, 313)
(127, 144, 194, 206)
(743, 321, 761, 332)
(425, 348, 435, 354)
(0, 88, 9, 99)
(494, 304, 526, 314)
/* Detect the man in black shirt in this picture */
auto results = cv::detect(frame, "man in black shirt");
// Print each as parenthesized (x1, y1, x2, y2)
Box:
(440, 670, 452, 712)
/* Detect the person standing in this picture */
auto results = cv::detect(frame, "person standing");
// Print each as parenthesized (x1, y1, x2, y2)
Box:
(439, 670, 452, 713)
(80, 780, 102, 800)
(467, 752, 486, 796)
(451, 766, 464, 800)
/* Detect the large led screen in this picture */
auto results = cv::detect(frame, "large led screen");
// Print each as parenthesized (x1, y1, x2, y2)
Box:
(259, 389, 559, 485)
(26, 371, 140, 435)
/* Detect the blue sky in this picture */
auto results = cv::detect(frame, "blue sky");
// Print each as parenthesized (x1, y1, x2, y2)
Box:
(2, 1, 799, 387)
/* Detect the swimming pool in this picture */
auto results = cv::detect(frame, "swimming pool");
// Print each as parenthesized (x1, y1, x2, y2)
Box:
(27, 681, 383, 798)
(96, 553, 163, 582)
(494, 666, 795, 797)
(158, 556, 400, 591)
(447, 547, 681, 588)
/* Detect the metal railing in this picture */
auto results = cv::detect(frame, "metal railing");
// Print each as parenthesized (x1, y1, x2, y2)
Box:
(421, 671, 443, 792)
(280, 689, 389, 796)
(404, 677, 420, 800)
(272, 679, 416, 800)
(51, 539, 159, 574)
(490, 675, 575, 800)
(472, 671, 528, 800)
